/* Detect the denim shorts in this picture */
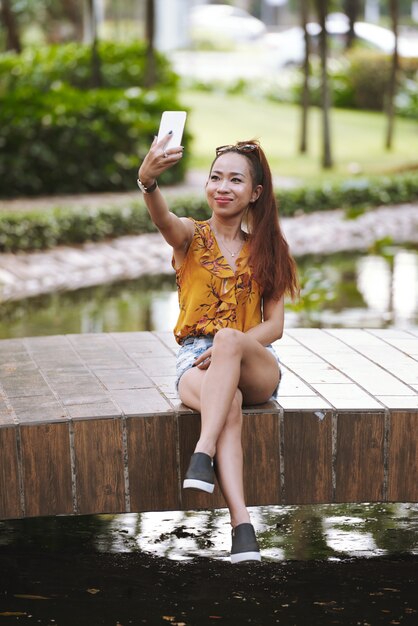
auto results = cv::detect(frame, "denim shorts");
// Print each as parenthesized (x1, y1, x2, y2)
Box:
(175, 334, 281, 398)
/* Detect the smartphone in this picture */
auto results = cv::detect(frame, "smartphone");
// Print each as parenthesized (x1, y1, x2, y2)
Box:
(157, 111, 187, 148)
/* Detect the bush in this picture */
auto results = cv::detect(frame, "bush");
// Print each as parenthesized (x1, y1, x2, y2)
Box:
(344, 50, 391, 110)
(278, 171, 418, 216)
(0, 41, 179, 94)
(0, 42, 189, 196)
(0, 172, 417, 252)
(0, 84, 190, 196)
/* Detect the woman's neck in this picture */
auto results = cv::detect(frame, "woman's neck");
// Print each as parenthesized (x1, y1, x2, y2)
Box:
(209, 217, 244, 242)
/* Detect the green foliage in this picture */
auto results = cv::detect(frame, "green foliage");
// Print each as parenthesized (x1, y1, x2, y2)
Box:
(344, 50, 391, 110)
(278, 172, 418, 216)
(1, 171, 417, 253)
(0, 84, 189, 196)
(0, 41, 178, 93)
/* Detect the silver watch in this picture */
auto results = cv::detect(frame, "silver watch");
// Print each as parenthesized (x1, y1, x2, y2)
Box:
(137, 178, 158, 193)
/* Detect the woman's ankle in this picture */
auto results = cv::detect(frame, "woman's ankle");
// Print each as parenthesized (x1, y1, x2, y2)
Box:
(230, 511, 251, 528)
(194, 442, 216, 458)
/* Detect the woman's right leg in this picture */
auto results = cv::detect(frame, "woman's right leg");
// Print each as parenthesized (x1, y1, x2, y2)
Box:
(179, 369, 250, 526)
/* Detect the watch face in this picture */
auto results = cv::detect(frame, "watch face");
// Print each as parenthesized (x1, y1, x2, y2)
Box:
(137, 179, 147, 192)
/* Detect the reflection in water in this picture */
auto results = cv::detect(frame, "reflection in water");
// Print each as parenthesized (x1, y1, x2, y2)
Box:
(358, 251, 418, 325)
(0, 249, 417, 338)
(1, 504, 418, 562)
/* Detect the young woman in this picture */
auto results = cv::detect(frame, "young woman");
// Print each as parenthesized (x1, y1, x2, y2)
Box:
(137, 135, 298, 563)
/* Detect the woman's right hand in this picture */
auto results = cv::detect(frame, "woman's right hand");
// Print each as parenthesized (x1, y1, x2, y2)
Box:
(138, 133, 184, 186)
(193, 348, 212, 370)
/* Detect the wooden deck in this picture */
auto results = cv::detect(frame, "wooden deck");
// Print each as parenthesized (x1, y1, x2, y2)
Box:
(0, 329, 417, 520)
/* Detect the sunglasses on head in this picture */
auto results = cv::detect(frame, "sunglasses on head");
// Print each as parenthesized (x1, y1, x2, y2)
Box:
(215, 143, 259, 157)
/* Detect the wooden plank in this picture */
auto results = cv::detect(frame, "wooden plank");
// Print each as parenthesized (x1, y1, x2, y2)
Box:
(0, 426, 21, 519)
(243, 411, 281, 506)
(127, 415, 180, 511)
(20, 422, 73, 517)
(73, 418, 125, 514)
(335, 412, 385, 502)
(388, 410, 418, 502)
(178, 413, 226, 510)
(283, 411, 333, 504)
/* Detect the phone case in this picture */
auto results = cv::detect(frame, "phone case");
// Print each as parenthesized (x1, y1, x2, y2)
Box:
(157, 111, 187, 148)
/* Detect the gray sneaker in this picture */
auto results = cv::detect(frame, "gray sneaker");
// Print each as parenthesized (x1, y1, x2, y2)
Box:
(231, 523, 261, 564)
(183, 452, 215, 493)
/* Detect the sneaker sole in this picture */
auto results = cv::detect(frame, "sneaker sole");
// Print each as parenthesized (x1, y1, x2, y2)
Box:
(231, 551, 261, 564)
(183, 478, 215, 493)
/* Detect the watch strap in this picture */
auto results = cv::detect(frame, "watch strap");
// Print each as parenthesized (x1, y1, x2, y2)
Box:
(137, 178, 158, 193)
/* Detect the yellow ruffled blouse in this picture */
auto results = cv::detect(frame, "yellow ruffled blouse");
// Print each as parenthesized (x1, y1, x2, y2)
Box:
(173, 219, 263, 344)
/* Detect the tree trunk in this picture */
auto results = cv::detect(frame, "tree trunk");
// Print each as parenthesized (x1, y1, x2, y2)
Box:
(62, 0, 84, 41)
(83, 0, 102, 88)
(144, 0, 157, 87)
(0, 0, 21, 53)
(344, 0, 358, 49)
(299, 0, 310, 154)
(316, 0, 333, 169)
(385, 0, 399, 150)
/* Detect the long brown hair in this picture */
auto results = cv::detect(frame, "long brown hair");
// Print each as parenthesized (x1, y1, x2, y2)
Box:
(211, 140, 299, 301)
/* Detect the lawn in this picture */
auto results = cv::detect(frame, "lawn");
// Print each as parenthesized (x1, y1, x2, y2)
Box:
(182, 90, 418, 184)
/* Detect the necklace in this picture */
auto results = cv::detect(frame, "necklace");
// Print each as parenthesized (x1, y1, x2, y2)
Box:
(210, 221, 245, 258)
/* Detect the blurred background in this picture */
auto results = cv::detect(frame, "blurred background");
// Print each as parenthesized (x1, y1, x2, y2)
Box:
(0, 0, 417, 330)
(1, 0, 418, 189)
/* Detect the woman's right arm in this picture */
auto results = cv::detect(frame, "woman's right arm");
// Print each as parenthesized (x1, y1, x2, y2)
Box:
(138, 134, 194, 253)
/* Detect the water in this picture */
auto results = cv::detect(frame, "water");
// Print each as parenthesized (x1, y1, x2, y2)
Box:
(0, 249, 417, 339)
(1, 503, 418, 563)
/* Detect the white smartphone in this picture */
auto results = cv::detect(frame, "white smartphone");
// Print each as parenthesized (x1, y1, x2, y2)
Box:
(157, 110, 187, 148)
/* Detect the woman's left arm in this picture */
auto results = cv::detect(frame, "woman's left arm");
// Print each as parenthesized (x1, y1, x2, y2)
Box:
(245, 295, 285, 346)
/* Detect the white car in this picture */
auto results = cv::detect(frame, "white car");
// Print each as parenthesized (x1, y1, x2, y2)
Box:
(190, 4, 266, 44)
(264, 14, 418, 67)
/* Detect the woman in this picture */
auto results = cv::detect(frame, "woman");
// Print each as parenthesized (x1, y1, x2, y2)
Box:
(137, 134, 298, 563)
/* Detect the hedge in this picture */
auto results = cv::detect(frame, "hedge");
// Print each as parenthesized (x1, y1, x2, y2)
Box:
(0, 84, 190, 197)
(0, 171, 417, 253)
(0, 42, 188, 197)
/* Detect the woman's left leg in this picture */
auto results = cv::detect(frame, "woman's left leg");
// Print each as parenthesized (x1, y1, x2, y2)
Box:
(214, 388, 251, 527)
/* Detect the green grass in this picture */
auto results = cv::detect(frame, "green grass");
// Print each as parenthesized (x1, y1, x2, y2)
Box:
(182, 90, 418, 183)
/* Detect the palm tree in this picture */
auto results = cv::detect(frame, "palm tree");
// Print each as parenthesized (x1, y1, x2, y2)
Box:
(385, 0, 399, 150)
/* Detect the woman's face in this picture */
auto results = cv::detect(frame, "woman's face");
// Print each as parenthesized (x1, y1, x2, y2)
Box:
(206, 152, 261, 219)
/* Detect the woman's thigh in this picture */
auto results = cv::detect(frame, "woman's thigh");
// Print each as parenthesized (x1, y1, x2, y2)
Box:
(234, 334, 280, 404)
(177, 331, 280, 408)
(178, 366, 205, 412)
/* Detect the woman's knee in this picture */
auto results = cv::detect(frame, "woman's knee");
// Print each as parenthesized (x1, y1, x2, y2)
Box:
(213, 328, 243, 359)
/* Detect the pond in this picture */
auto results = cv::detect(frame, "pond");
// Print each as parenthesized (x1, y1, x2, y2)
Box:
(0, 248, 417, 338)
(2, 503, 417, 563)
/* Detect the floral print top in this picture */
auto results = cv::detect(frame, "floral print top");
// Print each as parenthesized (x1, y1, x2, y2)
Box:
(173, 219, 263, 344)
